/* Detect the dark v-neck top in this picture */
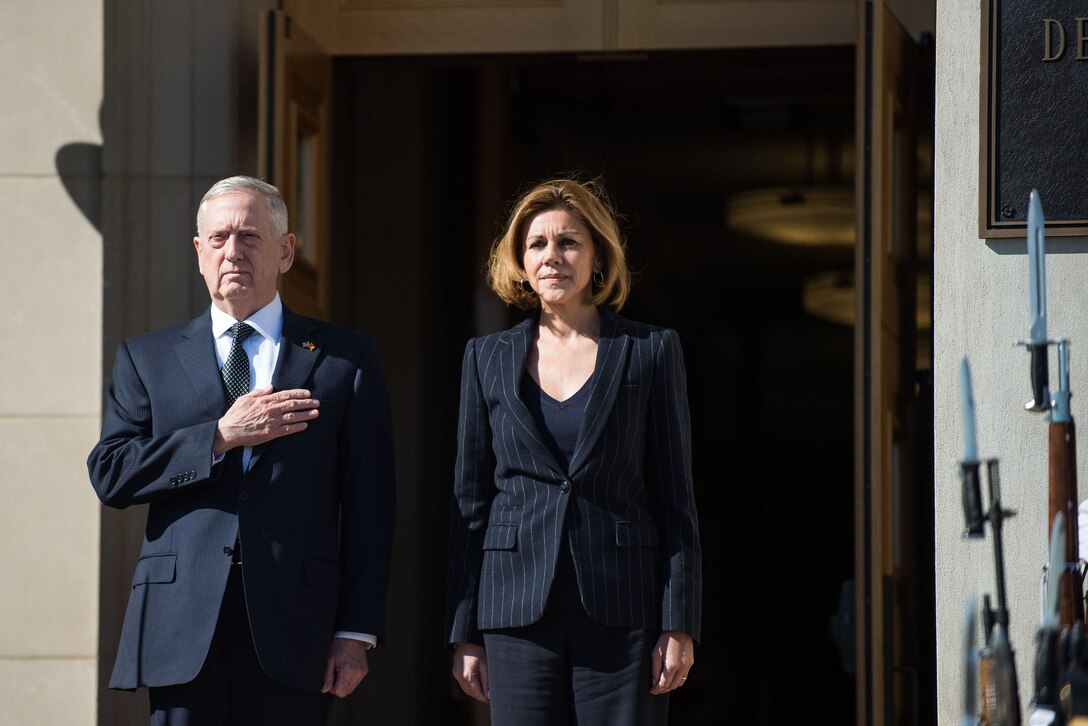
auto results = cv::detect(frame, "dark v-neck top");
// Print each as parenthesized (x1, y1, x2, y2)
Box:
(521, 372, 593, 475)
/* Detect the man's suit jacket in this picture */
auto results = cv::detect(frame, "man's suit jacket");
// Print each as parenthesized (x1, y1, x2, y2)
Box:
(446, 309, 702, 646)
(88, 307, 395, 692)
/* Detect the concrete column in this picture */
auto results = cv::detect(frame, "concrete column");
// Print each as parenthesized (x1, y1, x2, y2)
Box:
(98, 1, 275, 722)
(0, 1, 104, 724)
(935, 1, 1088, 722)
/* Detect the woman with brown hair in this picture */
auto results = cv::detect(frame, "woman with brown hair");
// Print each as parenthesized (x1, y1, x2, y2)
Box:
(446, 178, 702, 726)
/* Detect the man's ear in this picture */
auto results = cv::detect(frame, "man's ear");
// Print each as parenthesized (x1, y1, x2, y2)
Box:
(193, 236, 204, 274)
(279, 233, 297, 274)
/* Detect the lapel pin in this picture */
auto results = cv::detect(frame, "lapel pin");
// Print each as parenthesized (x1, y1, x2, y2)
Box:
(301, 341, 316, 351)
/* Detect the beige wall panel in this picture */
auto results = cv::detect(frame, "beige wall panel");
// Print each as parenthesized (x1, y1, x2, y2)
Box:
(0, 177, 102, 417)
(0, 3, 102, 175)
(0, 1, 103, 724)
(618, 0, 856, 50)
(0, 418, 100, 657)
(103, 1, 263, 178)
(102, 3, 152, 177)
(192, 1, 243, 175)
(934, 1, 1088, 723)
(147, 4, 196, 175)
(0, 658, 96, 726)
(324, 1, 606, 54)
(296, 0, 855, 54)
(147, 178, 206, 326)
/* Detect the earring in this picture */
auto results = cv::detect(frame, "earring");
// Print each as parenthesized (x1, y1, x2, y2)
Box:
(520, 279, 535, 294)
(592, 269, 605, 287)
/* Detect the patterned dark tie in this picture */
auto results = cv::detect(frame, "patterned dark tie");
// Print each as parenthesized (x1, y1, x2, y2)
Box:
(222, 322, 256, 405)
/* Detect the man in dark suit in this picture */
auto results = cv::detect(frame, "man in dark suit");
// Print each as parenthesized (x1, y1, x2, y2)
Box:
(88, 176, 395, 725)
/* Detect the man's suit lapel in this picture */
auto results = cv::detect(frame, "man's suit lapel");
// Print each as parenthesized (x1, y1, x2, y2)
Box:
(249, 308, 321, 471)
(500, 316, 568, 480)
(175, 312, 230, 420)
(569, 309, 630, 477)
(272, 309, 321, 391)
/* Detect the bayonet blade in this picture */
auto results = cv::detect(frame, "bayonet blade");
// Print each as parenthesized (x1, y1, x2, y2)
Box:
(1026, 189, 1050, 412)
(1028, 190, 1048, 343)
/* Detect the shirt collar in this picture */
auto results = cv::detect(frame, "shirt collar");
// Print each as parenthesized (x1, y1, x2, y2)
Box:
(210, 293, 284, 343)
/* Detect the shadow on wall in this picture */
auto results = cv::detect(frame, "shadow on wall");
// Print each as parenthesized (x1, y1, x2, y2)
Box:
(55, 105, 103, 233)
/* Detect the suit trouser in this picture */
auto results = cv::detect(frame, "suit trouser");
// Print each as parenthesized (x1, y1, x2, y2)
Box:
(148, 565, 332, 726)
(482, 546, 669, 726)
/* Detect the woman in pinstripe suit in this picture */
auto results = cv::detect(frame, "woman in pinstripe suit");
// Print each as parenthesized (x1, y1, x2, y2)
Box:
(446, 178, 702, 726)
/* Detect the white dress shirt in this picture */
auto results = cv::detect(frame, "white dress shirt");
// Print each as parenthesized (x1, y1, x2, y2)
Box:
(210, 295, 283, 472)
(210, 294, 375, 649)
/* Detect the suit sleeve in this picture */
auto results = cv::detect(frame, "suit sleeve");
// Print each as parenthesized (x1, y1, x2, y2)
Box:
(445, 338, 497, 646)
(645, 328, 703, 642)
(335, 338, 396, 639)
(87, 341, 220, 509)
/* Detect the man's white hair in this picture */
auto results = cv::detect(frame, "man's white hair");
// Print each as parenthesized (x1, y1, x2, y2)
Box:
(196, 176, 289, 239)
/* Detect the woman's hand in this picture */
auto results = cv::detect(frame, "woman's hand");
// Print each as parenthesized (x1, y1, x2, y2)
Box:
(452, 642, 491, 703)
(650, 630, 694, 694)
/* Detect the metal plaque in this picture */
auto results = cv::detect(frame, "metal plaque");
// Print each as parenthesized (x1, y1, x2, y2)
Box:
(980, 0, 1088, 237)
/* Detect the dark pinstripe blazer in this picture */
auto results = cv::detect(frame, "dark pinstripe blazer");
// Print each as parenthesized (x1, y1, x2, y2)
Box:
(88, 307, 396, 692)
(446, 309, 702, 645)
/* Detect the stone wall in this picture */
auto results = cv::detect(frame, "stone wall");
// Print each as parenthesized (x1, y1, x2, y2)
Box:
(0, 1, 104, 724)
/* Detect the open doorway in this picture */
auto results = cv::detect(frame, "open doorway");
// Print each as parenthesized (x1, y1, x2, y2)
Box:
(328, 48, 860, 725)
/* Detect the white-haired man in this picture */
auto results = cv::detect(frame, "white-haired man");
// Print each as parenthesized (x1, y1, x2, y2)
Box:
(89, 176, 396, 725)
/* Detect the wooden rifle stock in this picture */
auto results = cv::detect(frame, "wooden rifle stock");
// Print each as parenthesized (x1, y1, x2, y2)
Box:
(1050, 418, 1083, 626)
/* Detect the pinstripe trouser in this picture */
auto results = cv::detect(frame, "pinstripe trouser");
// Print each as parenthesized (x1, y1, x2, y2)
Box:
(483, 545, 669, 726)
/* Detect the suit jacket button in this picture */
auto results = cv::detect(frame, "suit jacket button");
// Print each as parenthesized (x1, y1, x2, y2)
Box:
(560, 481, 570, 493)
(239, 492, 249, 501)
(224, 546, 232, 556)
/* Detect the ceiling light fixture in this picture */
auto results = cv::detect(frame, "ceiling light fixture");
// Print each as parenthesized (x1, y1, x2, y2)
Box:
(727, 186, 855, 247)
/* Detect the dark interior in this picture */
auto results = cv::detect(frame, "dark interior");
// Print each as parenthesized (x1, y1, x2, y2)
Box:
(329, 47, 860, 725)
